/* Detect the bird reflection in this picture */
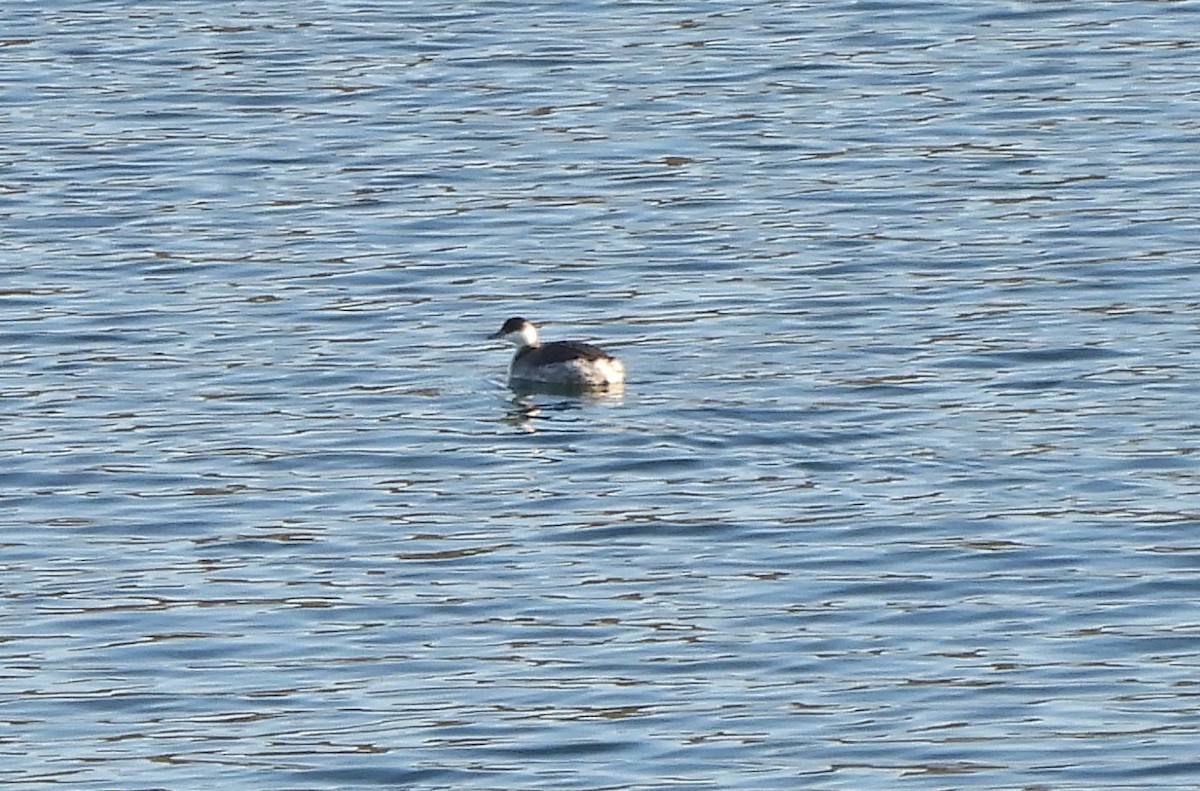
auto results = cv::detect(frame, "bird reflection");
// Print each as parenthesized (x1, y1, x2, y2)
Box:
(499, 386, 624, 433)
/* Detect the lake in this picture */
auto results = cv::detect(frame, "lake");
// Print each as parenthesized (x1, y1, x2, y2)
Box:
(2, 1, 1199, 788)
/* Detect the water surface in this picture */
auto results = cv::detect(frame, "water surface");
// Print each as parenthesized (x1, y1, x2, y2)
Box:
(2, 1, 1199, 788)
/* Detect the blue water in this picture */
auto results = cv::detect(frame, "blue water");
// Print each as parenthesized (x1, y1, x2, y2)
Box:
(3, 1, 1200, 788)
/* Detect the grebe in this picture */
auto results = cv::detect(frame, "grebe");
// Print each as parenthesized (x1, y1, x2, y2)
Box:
(490, 317, 625, 390)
